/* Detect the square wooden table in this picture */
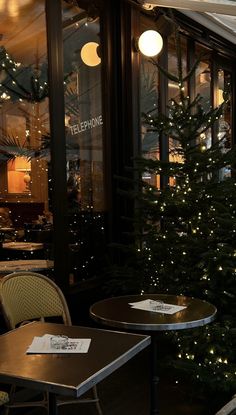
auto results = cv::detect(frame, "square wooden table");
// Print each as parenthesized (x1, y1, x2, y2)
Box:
(0, 321, 151, 415)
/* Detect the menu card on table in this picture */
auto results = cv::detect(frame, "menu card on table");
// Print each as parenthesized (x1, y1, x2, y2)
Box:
(26, 334, 91, 354)
(129, 299, 187, 315)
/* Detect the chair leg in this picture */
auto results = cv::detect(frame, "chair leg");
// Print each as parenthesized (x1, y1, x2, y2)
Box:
(3, 385, 13, 415)
(1, 403, 9, 415)
(4, 385, 48, 413)
(0, 390, 9, 415)
(2, 407, 9, 415)
(92, 386, 103, 415)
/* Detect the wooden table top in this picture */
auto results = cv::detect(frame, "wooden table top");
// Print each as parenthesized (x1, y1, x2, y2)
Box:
(2, 242, 44, 251)
(0, 322, 150, 397)
(90, 294, 217, 332)
(0, 259, 54, 275)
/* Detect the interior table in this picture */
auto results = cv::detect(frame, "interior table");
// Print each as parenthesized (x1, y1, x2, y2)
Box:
(90, 293, 217, 415)
(0, 321, 151, 415)
(2, 242, 44, 251)
(0, 259, 54, 276)
(1, 241, 45, 260)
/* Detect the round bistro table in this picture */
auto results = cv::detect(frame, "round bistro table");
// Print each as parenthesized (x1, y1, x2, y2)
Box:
(90, 293, 217, 415)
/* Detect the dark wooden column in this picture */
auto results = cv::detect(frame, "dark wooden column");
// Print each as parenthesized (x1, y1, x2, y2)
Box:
(101, 0, 140, 247)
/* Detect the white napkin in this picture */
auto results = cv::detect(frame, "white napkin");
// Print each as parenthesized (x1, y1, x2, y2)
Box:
(26, 334, 91, 354)
(129, 299, 187, 315)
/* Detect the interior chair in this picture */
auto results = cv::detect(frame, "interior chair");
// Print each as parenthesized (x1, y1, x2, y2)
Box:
(0, 208, 13, 229)
(0, 271, 103, 415)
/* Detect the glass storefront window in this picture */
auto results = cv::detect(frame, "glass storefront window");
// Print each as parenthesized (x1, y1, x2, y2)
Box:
(195, 43, 212, 150)
(62, 3, 103, 212)
(140, 19, 160, 188)
(0, 1, 51, 251)
(62, 1, 105, 282)
(168, 33, 187, 185)
(140, 58, 160, 188)
(217, 68, 232, 179)
(139, 17, 234, 192)
(168, 33, 187, 101)
(217, 69, 232, 147)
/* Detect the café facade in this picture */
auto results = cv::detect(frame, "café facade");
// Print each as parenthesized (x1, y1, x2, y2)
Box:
(0, 0, 235, 292)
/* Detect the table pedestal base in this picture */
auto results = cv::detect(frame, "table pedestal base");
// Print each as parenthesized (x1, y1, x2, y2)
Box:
(150, 334, 159, 415)
(48, 393, 58, 415)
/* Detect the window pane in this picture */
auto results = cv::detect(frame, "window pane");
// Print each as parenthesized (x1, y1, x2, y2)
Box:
(218, 69, 232, 147)
(62, 2, 105, 282)
(168, 34, 187, 185)
(217, 68, 232, 179)
(0, 1, 52, 267)
(168, 33, 187, 101)
(195, 43, 212, 149)
(140, 18, 160, 188)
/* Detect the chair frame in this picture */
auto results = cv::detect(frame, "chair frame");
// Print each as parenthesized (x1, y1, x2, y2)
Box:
(0, 272, 71, 329)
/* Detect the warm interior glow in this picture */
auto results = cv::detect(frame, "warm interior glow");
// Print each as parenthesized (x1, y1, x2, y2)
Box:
(7, 158, 31, 193)
(217, 89, 224, 105)
(23, 172, 31, 184)
(12, 157, 31, 172)
(138, 30, 163, 57)
(80, 42, 101, 67)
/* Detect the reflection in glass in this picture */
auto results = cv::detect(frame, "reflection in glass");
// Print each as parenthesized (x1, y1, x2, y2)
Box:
(168, 34, 187, 185)
(168, 33, 187, 102)
(140, 38, 160, 188)
(0, 1, 51, 264)
(63, 3, 105, 283)
(217, 69, 232, 179)
(195, 44, 212, 150)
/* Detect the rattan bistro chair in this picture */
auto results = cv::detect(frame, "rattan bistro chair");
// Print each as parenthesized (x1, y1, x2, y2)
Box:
(0, 391, 9, 407)
(0, 271, 102, 415)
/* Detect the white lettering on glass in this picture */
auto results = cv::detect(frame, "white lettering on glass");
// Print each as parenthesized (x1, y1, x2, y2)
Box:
(70, 115, 103, 136)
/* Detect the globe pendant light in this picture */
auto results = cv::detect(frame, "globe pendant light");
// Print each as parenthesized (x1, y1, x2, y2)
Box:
(138, 30, 163, 57)
(81, 42, 101, 67)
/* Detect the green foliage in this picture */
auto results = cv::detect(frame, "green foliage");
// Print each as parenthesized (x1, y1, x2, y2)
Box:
(108, 22, 236, 396)
(0, 46, 49, 103)
(0, 48, 80, 162)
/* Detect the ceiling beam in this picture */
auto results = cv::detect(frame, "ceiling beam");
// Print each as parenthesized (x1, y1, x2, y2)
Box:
(143, 0, 236, 16)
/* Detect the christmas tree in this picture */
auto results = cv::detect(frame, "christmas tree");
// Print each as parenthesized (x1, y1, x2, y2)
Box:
(110, 23, 236, 400)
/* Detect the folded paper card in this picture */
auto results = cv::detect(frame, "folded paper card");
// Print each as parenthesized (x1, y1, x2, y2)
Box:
(129, 299, 187, 315)
(26, 334, 91, 354)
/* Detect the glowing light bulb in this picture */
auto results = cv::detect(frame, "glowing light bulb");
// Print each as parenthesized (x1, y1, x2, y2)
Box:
(81, 42, 101, 67)
(138, 30, 163, 57)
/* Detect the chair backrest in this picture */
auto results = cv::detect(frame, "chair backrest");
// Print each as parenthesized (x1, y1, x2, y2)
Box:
(0, 207, 13, 228)
(0, 271, 72, 329)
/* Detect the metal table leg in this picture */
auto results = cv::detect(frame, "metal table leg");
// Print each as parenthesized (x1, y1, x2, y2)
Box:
(48, 392, 58, 415)
(150, 334, 159, 415)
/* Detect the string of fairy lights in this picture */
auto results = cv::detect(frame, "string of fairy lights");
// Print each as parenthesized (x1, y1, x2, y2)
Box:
(0, 46, 48, 103)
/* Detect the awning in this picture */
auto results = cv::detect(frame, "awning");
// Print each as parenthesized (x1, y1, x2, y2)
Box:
(142, 0, 236, 15)
(142, 0, 236, 43)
